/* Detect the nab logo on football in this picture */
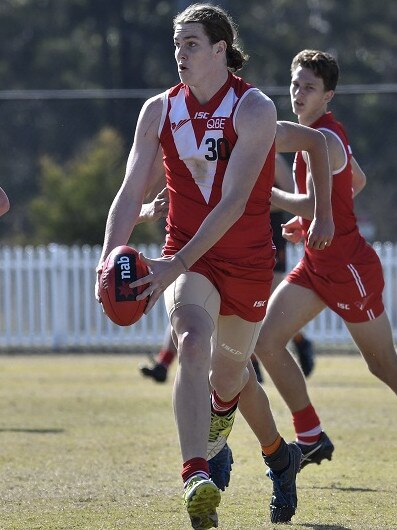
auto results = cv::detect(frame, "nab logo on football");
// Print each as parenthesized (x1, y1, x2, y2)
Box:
(99, 245, 149, 326)
(114, 254, 138, 301)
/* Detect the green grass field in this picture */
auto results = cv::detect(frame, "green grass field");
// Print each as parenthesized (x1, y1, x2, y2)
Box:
(0, 353, 396, 530)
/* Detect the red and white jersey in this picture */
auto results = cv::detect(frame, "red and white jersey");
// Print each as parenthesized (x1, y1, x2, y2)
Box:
(294, 111, 367, 266)
(158, 73, 275, 262)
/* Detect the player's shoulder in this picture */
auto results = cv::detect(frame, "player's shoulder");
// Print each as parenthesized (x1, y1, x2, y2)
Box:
(141, 93, 164, 116)
(317, 122, 348, 172)
(318, 126, 345, 159)
(238, 88, 276, 123)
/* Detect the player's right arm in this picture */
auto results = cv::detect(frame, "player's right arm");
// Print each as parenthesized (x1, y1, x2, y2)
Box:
(95, 96, 163, 299)
(274, 121, 334, 249)
(97, 96, 162, 264)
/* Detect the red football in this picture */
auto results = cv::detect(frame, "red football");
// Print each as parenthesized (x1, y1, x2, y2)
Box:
(99, 245, 150, 326)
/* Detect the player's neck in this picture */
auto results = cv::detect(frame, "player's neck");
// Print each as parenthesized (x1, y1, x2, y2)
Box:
(298, 108, 327, 127)
(189, 69, 229, 105)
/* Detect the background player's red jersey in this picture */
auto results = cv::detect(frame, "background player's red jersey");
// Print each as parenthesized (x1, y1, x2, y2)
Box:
(294, 111, 367, 266)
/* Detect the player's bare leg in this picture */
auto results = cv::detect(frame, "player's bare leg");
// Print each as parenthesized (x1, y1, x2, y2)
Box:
(346, 311, 397, 394)
(210, 324, 301, 524)
(252, 281, 334, 468)
(172, 303, 221, 529)
(172, 304, 215, 462)
(255, 280, 325, 411)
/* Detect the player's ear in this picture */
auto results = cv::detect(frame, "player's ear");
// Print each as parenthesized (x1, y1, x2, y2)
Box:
(215, 40, 227, 55)
(324, 90, 334, 104)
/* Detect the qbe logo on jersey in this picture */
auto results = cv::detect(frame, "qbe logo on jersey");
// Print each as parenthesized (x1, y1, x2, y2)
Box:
(194, 112, 226, 130)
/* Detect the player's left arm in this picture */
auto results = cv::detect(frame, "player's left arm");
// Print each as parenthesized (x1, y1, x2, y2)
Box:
(138, 187, 169, 224)
(274, 121, 334, 249)
(351, 156, 366, 197)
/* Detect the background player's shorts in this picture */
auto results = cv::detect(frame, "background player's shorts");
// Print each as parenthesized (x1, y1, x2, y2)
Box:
(271, 211, 287, 273)
(287, 244, 385, 323)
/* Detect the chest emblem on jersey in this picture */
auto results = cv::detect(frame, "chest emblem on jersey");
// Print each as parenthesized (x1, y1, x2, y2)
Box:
(171, 119, 191, 132)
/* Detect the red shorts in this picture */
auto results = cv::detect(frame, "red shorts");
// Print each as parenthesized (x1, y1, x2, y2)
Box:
(187, 255, 274, 323)
(286, 244, 385, 323)
(190, 257, 273, 322)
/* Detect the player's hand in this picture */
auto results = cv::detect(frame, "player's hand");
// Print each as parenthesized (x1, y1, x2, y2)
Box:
(129, 253, 186, 313)
(139, 188, 169, 223)
(281, 216, 303, 244)
(307, 215, 334, 250)
(94, 266, 103, 303)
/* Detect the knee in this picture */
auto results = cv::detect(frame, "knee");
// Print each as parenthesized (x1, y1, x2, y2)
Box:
(209, 364, 248, 399)
(365, 352, 396, 380)
(177, 327, 211, 373)
(255, 330, 278, 361)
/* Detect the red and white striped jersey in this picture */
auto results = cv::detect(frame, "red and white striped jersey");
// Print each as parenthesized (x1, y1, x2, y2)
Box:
(159, 72, 275, 262)
(294, 111, 367, 266)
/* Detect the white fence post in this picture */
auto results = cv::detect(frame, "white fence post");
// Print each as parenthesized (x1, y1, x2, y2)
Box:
(0, 243, 396, 351)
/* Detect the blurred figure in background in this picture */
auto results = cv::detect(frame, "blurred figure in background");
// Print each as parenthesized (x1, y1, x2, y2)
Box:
(0, 187, 10, 217)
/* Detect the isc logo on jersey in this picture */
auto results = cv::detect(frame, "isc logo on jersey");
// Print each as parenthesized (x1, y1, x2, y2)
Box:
(194, 112, 226, 130)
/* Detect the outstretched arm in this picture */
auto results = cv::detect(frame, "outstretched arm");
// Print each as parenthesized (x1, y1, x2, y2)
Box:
(274, 121, 334, 249)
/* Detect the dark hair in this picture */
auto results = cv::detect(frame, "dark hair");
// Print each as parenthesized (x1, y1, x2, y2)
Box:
(173, 3, 248, 72)
(291, 49, 339, 91)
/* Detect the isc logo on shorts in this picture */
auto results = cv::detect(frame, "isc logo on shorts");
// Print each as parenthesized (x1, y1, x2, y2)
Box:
(337, 302, 350, 310)
(253, 300, 267, 307)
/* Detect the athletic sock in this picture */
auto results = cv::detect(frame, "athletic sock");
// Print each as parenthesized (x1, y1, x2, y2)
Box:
(293, 403, 322, 445)
(211, 390, 240, 415)
(157, 349, 176, 368)
(262, 435, 289, 474)
(182, 457, 209, 485)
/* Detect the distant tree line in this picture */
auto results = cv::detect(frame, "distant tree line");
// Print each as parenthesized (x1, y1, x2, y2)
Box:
(1, 0, 396, 244)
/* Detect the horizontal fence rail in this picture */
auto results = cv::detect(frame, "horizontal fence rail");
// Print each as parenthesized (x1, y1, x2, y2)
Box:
(0, 243, 396, 351)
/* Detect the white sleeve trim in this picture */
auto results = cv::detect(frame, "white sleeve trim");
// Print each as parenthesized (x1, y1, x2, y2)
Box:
(318, 127, 348, 175)
(158, 89, 169, 138)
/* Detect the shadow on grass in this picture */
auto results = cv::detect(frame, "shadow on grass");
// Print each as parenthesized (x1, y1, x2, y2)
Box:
(302, 484, 377, 493)
(0, 427, 65, 428)
(299, 524, 350, 530)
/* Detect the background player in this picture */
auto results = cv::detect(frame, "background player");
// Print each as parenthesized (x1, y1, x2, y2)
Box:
(237, 50, 397, 476)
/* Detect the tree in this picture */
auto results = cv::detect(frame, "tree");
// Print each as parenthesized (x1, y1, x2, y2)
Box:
(1, 0, 397, 242)
(30, 127, 164, 245)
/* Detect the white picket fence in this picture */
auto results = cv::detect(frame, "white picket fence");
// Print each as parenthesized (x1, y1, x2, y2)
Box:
(0, 243, 396, 351)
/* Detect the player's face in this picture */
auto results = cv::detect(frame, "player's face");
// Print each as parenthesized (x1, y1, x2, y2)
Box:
(173, 23, 221, 86)
(290, 66, 334, 125)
